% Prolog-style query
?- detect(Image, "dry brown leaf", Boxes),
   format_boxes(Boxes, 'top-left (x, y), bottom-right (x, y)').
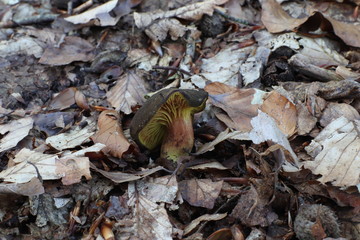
top-left (320, 103), bottom-right (360, 127)
top-left (304, 116), bottom-right (360, 187)
top-left (127, 181), bottom-right (173, 239)
top-left (0, 117), bottom-right (33, 152)
top-left (91, 110), bottom-right (130, 158)
top-left (260, 0), bottom-right (308, 33)
top-left (183, 213), bottom-right (227, 236)
top-left (64, 0), bottom-right (137, 26)
top-left (90, 163), bottom-right (165, 183)
top-left (39, 36), bottom-right (95, 66)
top-left (106, 71), bottom-right (148, 114)
top-left (178, 179), bottom-right (223, 209)
top-left (205, 82), bottom-right (266, 132)
top-left (260, 91), bottom-right (297, 136)
top-left (261, 0), bottom-right (360, 47)
top-left (46, 121), bottom-right (95, 150)
top-left (0, 178), bottom-right (44, 196)
top-left (0, 145), bottom-right (103, 184)
top-left (47, 87), bottom-right (76, 110)
top-left (134, 0), bottom-right (227, 41)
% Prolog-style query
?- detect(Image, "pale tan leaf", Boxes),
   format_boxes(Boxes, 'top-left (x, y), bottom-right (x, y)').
top-left (0, 145), bottom-right (103, 184)
top-left (47, 87), bottom-right (76, 110)
top-left (260, 0), bottom-right (308, 33)
top-left (46, 121), bottom-right (95, 150)
top-left (39, 36), bottom-right (95, 66)
top-left (304, 117), bottom-right (360, 187)
top-left (0, 178), bottom-right (44, 196)
top-left (204, 82), bottom-right (267, 132)
top-left (260, 91), bottom-right (297, 136)
top-left (178, 179), bottom-right (223, 209)
top-left (0, 117), bottom-right (33, 152)
top-left (91, 110), bottom-right (130, 158)
top-left (127, 182), bottom-right (173, 240)
top-left (90, 162), bottom-right (165, 183)
top-left (144, 18), bottom-right (187, 41)
top-left (134, 0), bottom-right (228, 28)
top-left (106, 71), bottom-right (148, 114)
top-left (183, 213), bottom-right (227, 236)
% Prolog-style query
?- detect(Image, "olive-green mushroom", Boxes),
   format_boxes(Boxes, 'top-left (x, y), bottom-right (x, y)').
top-left (130, 88), bottom-right (208, 161)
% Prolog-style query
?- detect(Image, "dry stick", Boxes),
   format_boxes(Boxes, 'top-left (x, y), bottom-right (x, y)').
top-left (0, 13), bottom-right (58, 28)
top-left (152, 66), bottom-right (192, 76)
top-left (214, 8), bottom-right (255, 26)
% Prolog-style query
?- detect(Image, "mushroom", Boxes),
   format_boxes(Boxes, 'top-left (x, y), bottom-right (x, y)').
top-left (130, 88), bottom-right (208, 161)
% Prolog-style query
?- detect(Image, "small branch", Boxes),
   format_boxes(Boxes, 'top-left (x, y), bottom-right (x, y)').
top-left (0, 13), bottom-right (59, 28)
top-left (214, 8), bottom-right (256, 26)
top-left (152, 66), bottom-right (192, 76)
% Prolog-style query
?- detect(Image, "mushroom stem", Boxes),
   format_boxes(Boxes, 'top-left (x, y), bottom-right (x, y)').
top-left (160, 112), bottom-right (194, 161)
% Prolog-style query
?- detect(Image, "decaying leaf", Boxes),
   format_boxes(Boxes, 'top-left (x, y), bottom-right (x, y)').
top-left (205, 82), bottom-right (265, 132)
top-left (39, 36), bottom-right (95, 66)
top-left (261, 0), bottom-right (360, 47)
top-left (304, 116), bottom-right (360, 187)
top-left (260, 91), bottom-right (297, 136)
top-left (90, 163), bottom-right (165, 183)
top-left (91, 110), bottom-right (131, 158)
top-left (47, 87), bottom-right (77, 110)
top-left (0, 117), bottom-right (33, 152)
top-left (0, 144), bottom-right (104, 185)
top-left (0, 178), bottom-right (44, 196)
top-left (64, 0), bottom-right (138, 26)
top-left (0, 36), bottom-right (44, 58)
top-left (179, 179), bottom-right (223, 209)
top-left (107, 71), bottom-right (148, 114)
top-left (127, 181), bottom-right (173, 240)
top-left (134, 0), bottom-right (228, 41)
top-left (183, 213), bottom-right (227, 236)
top-left (46, 121), bottom-right (95, 150)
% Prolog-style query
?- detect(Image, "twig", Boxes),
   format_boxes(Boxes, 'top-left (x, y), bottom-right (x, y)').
top-left (152, 66), bottom-right (192, 76)
top-left (0, 13), bottom-right (59, 28)
top-left (214, 8), bottom-right (255, 26)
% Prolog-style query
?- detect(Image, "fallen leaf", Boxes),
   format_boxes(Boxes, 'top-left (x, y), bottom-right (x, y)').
top-left (0, 178), bottom-right (44, 196)
top-left (178, 179), bottom-right (223, 209)
top-left (90, 163), bottom-right (165, 183)
top-left (133, 176), bottom-right (178, 204)
top-left (91, 110), bottom-right (131, 158)
top-left (47, 87), bottom-right (77, 110)
top-left (260, 91), bottom-right (297, 136)
top-left (319, 103), bottom-right (360, 127)
top-left (127, 181), bottom-right (173, 240)
top-left (134, 0), bottom-right (227, 41)
top-left (0, 117), bottom-right (33, 152)
top-left (33, 112), bottom-right (77, 136)
top-left (231, 180), bottom-right (277, 227)
top-left (39, 36), bottom-right (95, 66)
top-left (304, 116), bottom-right (360, 187)
top-left (46, 121), bottom-right (95, 150)
top-left (64, 0), bottom-right (136, 26)
top-left (205, 82), bottom-right (266, 132)
top-left (106, 71), bottom-right (148, 114)
top-left (199, 46), bottom-right (252, 87)
top-left (0, 36), bottom-right (43, 58)
top-left (0, 145), bottom-right (102, 184)
top-left (183, 213), bottom-right (227, 236)
top-left (261, 0), bottom-right (308, 33)
top-left (249, 111), bottom-right (299, 170)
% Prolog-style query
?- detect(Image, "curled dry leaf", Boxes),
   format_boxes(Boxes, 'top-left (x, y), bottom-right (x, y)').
top-left (64, 0), bottom-right (138, 26)
top-left (0, 117), bottom-right (33, 152)
top-left (261, 0), bottom-right (360, 47)
top-left (106, 71), bottom-right (148, 114)
top-left (204, 82), bottom-right (266, 132)
top-left (183, 213), bottom-right (227, 236)
top-left (178, 179), bottom-right (223, 209)
top-left (91, 110), bottom-right (131, 158)
top-left (134, 0), bottom-right (228, 41)
top-left (304, 116), bottom-right (360, 187)
top-left (0, 178), bottom-right (44, 196)
top-left (39, 36), bottom-right (95, 66)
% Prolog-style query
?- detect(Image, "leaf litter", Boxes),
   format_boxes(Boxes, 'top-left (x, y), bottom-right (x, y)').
top-left (0, 0), bottom-right (360, 239)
